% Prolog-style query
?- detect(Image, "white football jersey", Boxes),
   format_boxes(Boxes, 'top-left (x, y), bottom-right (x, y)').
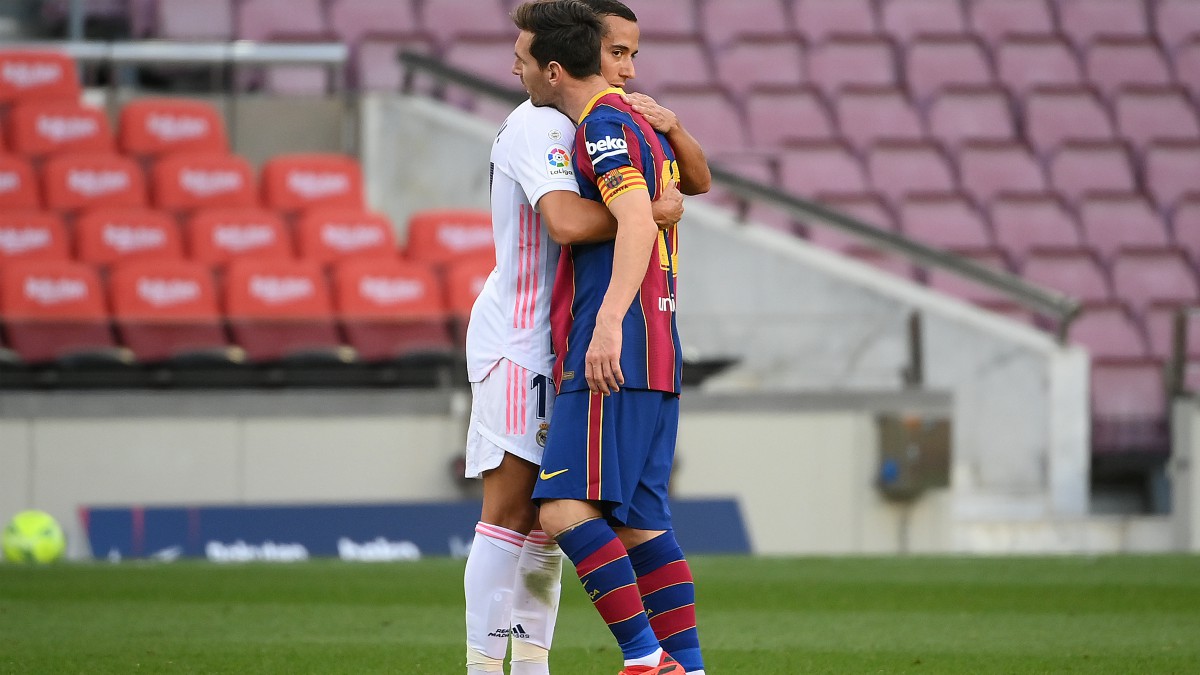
top-left (466, 100), bottom-right (579, 382)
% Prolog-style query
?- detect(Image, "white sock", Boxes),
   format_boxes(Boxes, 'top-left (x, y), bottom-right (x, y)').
top-left (624, 647), bottom-right (664, 668)
top-left (465, 522), bottom-right (525, 673)
top-left (509, 530), bottom-right (562, 675)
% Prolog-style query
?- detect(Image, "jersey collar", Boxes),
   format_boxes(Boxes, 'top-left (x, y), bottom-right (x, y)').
top-left (577, 87), bottom-right (625, 124)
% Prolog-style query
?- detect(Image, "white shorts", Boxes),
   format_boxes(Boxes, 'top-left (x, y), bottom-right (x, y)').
top-left (464, 358), bottom-right (556, 479)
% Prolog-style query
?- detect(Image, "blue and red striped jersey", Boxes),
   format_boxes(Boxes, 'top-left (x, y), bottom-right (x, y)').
top-left (550, 87), bottom-right (683, 394)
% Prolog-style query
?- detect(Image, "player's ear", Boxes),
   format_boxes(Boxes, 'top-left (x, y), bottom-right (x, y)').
top-left (546, 61), bottom-right (563, 85)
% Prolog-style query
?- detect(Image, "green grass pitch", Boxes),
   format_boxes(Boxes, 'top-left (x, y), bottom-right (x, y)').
top-left (2, 555), bottom-right (1200, 674)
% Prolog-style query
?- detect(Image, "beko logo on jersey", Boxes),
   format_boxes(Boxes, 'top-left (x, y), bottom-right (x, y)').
top-left (586, 136), bottom-right (627, 157)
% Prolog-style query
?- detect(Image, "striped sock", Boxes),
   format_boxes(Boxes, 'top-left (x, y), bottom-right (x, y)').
top-left (628, 531), bottom-right (704, 673)
top-left (557, 519), bottom-right (660, 661)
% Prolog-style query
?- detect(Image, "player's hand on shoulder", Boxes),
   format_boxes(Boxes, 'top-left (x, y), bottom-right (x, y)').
top-left (652, 180), bottom-right (684, 229)
top-left (623, 92), bottom-right (679, 135)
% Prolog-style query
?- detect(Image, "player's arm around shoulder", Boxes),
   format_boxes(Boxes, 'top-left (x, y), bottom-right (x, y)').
top-left (624, 92), bottom-right (712, 196)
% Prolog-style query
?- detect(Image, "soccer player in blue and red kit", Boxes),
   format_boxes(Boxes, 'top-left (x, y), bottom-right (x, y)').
top-left (512, 2), bottom-right (706, 674)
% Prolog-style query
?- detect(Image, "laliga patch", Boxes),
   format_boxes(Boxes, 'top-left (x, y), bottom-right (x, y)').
top-left (546, 144), bottom-right (573, 178)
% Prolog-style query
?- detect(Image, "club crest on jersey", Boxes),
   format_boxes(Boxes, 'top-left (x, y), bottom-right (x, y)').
top-left (536, 423), bottom-right (549, 447)
top-left (546, 144), bottom-right (573, 178)
top-left (604, 172), bottom-right (624, 190)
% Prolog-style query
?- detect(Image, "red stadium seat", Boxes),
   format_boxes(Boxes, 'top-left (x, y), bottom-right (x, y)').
top-left (805, 192), bottom-right (897, 252)
top-left (404, 208), bottom-right (494, 268)
top-left (777, 141), bottom-right (868, 197)
top-left (420, 0), bottom-right (511, 47)
top-left (1069, 302), bottom-right (1149, 360)
top-left (867, 140), bottom-right (956, 205)
top-left (1078, 194), bottom-right (1171, 263)
top-left (332, 257), bottom-right (454, 362)
top-left (0, 259), bottom-right (125, 364)
top-left (989, 193), bottom-right (1082, 264)
top-left (967, 0), bottom-right (1056, 48)
top-left (925, 247), bottom-right (1015, 305)
top-left (1144, 303), bottom-right (1200, 361)
top-left (1084, 38), bottom-right (1172, 102)
top-left (1145, 141), bottom-right (1200, 212)
top-left (655, 87), bottom-right (747, 155)
top-left (836, 86), bottom-right (924, 152)
top-left (1022, 86), bottom-right (1114, 158)
top-left (236, 0), bottom-right (325, 41)
top-left (222, 258), bottom-right (349, 363)
top-left (808, 35), bottom-right (898, 98)
top-left (154, 0), bottom-right (235, 40)
top-left (715, 38), bottom-right (805, 98)
top-left (905, 35), bottom-right (993, 103)
top-left (151, 152), bottom-right (256, 212)
top-left (0, 211), bottom-right (69, 264)
top-left (744, 87), bottom-right (836, 148)
top-left (1048, 141), bottom-right (1136, 205)
top-left (295, 207), bottom-right (398, 264)
top-left (898, 192), bottom-right (992, 250)
top-left (0, 155), bottom-right (41, 210)
top-left (1057, 0), bottom-right (1151, 50)
top-left (995, 36), bottom-right (1083, 95)
top-left (41, 152), bottom-right (147, 212)
top-left (793, 0), bottom-right (878, 43)
top-left (0, 50), bottom-right (81, 107)
top-left (1021, 248), bottom-right (1112, 304)
top-left (926, 86), bottom-right (1014, 149)
top-left (624, 38), bottom-right (714, 94)
top-left (6, 100), bottom-right (113, 159)
top-left (1174, 195), bottom-right (1200, 263)
top-left (118, 98), bottom-right (229, 159)
top-left (700, 0), bottom-right (793, 48)
top-left (354, 36), bottom-right (437, 92)
top-left (328, 0), bottom-right (421, 45)
top-left (185, 207), bottom-right (292, 266)
top-left (626, 0), bottom-right (698, 39)
top-left (880, 0), bottom-right (967, 43)
top-left (108, 258), bottom-right (235, 363)
top-left (1111, 247), bottom-right (1200, 315)
top-left (260, 153), bottom-right (365, 214)
top-left (1090, 358), bottom-right (1168, 455)
top-left (1178, 39), bottom-right (1200, 104)
top-left (443, 253), bottom-right (495, 351)
top-left (74, 207), bottom-right (183, 267)
top-left (1113, 86), bottom-right (1200, 153)
top-left (956, 140), bottom-right (1046, 206)
top-left (1156, 0), bottom-right (1200, 51)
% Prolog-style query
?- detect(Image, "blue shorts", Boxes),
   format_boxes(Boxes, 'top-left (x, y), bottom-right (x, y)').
top-left (532, 388), bottom-right (678, 530)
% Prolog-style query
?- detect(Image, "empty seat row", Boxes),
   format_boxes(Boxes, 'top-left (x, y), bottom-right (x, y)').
top-left (0, 254), bottom-right (494, 366)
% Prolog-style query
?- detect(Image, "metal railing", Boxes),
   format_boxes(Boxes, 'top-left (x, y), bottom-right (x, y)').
top-left (397, 50), bottom-right (1082, 342)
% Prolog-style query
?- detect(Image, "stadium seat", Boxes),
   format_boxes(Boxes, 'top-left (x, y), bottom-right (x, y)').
top-left (843, 246), bottom-right (917, 280)
top-left (803, 192), bottom-right (897, 252)
top-left (925, 86), bottom-right (1015, 149)
top-left (328, 0), bottom-right (421, 45)
top-left (222, 258), bottom-right (350, 363)
top-left (1113, 86), bottom-right (1200, 154)
top-left (905, 35), bottom-right (993, 103)
top-left (699, 0), bottom-right (793, 48)
top-left (1111, 248), bottom-right (1200, 315)
top-left (354, 36), bottom-right (437, 92)
top-left (6, 100), bottom-right (114, 159)
top-left (108, 258), bottom-right (237, 363)
top-left (420, 0), bottom-right (511, 47)
top-left (1156, 0), bottom-right (1200, 51)
top-left (117, 98), bottom-right (229, 159)
top-left (295, 207), bottom-right (398, 265)
top-left (1145, 141), bottom-right (1200, 212)
top-left (1022, 86), bottom-right (1115, 158)
top-left (75, 207), bottom-right (183, 267)
top-left (1048, 141), bottom-right (1136, 205)
top-left (808, 35), bottom-right (898, 98)
top-left (956, 140), bottom-right (1046, 206)
top-left (1173, 195), bottom-right (1200, 262)
top-left (715, 38), bottom-right (805, 98)
top-left (443, 253), bottom-right (496, 351)
top-left (835, 86), bottom-right (924, 152)
top-left (0, 211), bottom-right (70, 264)
top-left (0, 50), bottom-right (81, 108)
top-left (235, 0), bottom-right (325, 41)
top-left (792, 0), bottom-right (878, 43)
top-left (966, 0), bottom-right (1056, 48)
top-left (0, 259), bottom-right (127, 365)
top-left (1021, 248), bottom-right (1112, 304)
top-left (41, 152), bottom-right (147, 212)
top-left (1178, 39), bottom-right (1200, 103)
top-left (403, 208), bottom-right (494, 269)
top-left (0, 155), bottom-right (41, 210)
top-left (777, 141), bottom-right (868, 197)
top-left (624, 38), bottom-right (714, 94)
top-left (185, 207), bottom-right (292, 266)
top-left (1078, 194), bottom-right (1171, 263)
top-left (1084, 38), bottom-right (1173, 102)
top-left (260, 153), bottom-right (365, 214)
top-left (744, 87), bottom-right (836, 148)
top-left (1057, 0), bottom-right (1152, 50)
top-left (332, 257), bottom-right (454, 362)
top-left (151, 152), bottom-right (256, 213)
top-left (1069, 302), bottom-right (1150, 360)
top-left (924, 247), bottom-right (1015, 305)
top-left (627, 0), bottom-right (698, 39)
top-left (989, 193), bottom-right (1082, 263)
top-left (898, 192), bottom-right (992, 250)
top-left (995, 36), bottom-right (1083, 94)
top-left (880, 0), bottom-right (967, 43)
top-left (699, 150), bottom-right (778, 208)
top-left (655, 87), bottom-right (747, 155)
top-left (443, 36), bottom-right (525, 89)
top-left (154, 0), bottom-right (234, 40)
top-left (1090, 358), bottom-right (1168, 455)
top-left (866, 140), bottom-right (956, 205)
top-left (1144, 302), bottom-right (1200, 361)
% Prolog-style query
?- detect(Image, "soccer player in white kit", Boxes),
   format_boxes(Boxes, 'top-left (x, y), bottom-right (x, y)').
top-left (463, 2), bottom-right (710, 673)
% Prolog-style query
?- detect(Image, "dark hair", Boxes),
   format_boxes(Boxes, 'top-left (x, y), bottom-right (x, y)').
top-left (577, 0), bottom-right (637, 22)
top-left (512, 0), bottom-right (603, 78)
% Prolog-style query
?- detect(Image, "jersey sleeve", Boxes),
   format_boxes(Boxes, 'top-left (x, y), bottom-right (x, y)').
top-left (512, 106), bottom-right (579, 208)
top-left (579, 117), bottom-right (647, 207)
